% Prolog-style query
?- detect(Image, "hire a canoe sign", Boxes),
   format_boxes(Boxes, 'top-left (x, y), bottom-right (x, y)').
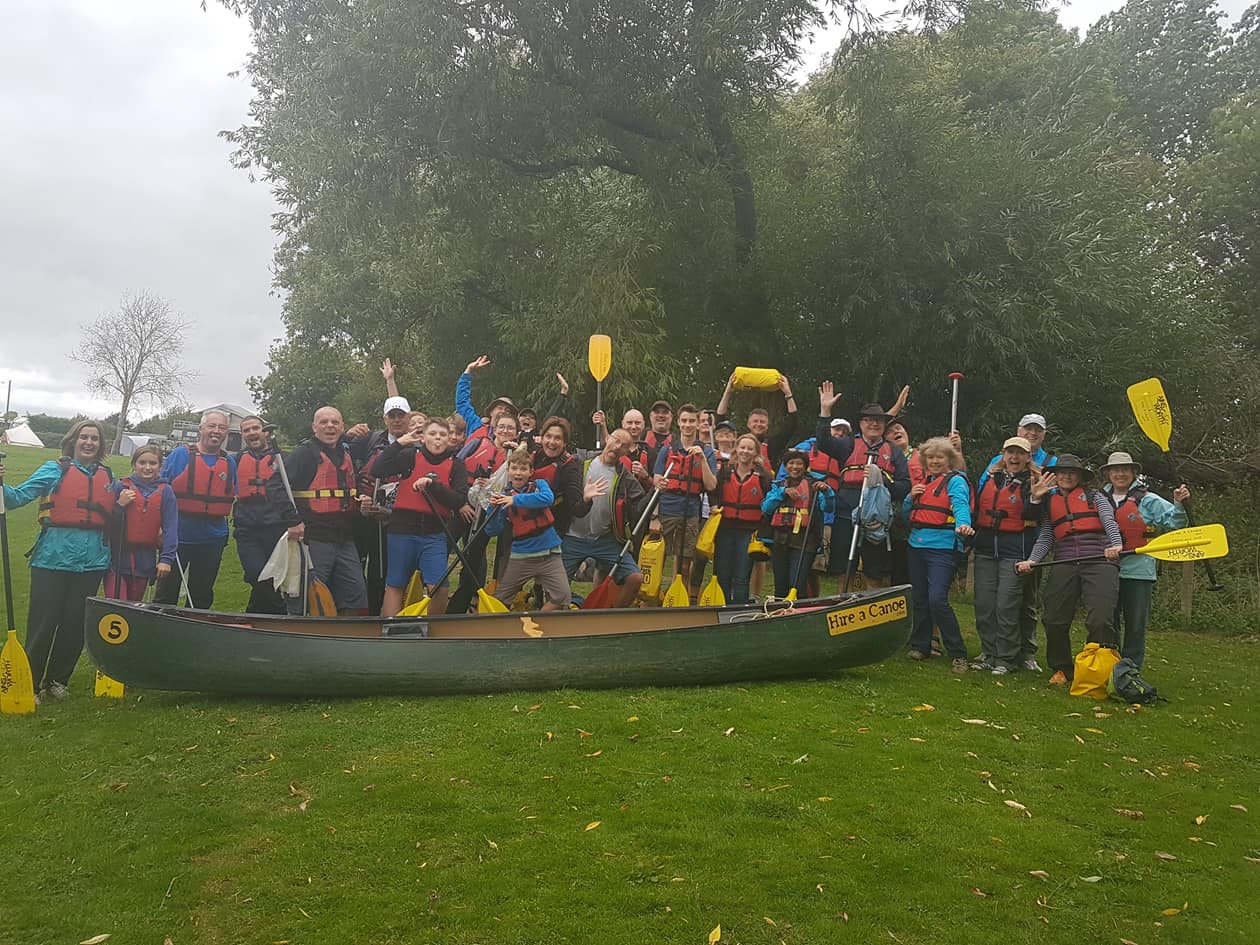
top-left (826, 595), bottom-right (908, 636)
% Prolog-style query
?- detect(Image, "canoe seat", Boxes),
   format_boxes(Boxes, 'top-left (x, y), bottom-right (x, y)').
top-left (383, 621), bottom-right (430, 638)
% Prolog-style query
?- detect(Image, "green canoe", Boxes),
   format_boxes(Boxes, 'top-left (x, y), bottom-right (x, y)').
top-left (83, 588), bottom-right (912, 697)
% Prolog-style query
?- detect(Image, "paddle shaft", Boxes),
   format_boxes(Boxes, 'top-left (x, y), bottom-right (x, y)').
top-left (268, 435), bottom-right (316, 614)
top-left (420, 486), bottom-right (500, 594)
top-left (595, 381), bottom-right (602, 449)
top-left (789, 480), bottom-right (818, 595)
top-left (0, 457), bottom-right (16, 631)
top-left (844, 457), bottom-right (876, 593)
top-left (619, 462), bottom-right (671, 558)
top-left (1159, 450), bottom-right (1223, 590)
top-left (1031, 550), bottom-right (1134, 568)
top-left (949, 373), bottom-right (963, 432)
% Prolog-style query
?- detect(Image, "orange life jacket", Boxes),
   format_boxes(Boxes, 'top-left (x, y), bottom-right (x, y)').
top-left (464, 436), bottom-right (505, 479)
top-left (170, 450), bottom-right (236, 518)
top-left (645, 430), bottom-right (673, 452)
top-left (770, 479), bottom-right (813, 534)
top-left (235, 449), bottom-right (276, 502)
top-left (905, 448), bottom-right (925, 487)
top-left (909, 471), bottom-right (967, 530)
top-left (291, 448), bottom-right (357, 515)
top-left (533, 452), bottom-right (577, 506)
top-left (1048, 488), bottom-right (1103, 541)
top-left (662, 444), bottom-right (708, 496)
top-left (717, 465), bottom-right (767, 525)
top-left (507, 483), bottom-right (556, 540)
top-left (39, 462), bottom-right (114, 530)
top-left (840, 438), bottom-right (895, 488)
top-left (618, 443), bottom-right (651, 479)
top-left (393, 452), bottom-right (456, 517)
top-left (974, 476), bottom-right (1036, 533)
top-left (117, 477), bottom-right (163, 547)
top-left (1110, 489), bottom-right (1154, 551)
top-left (808, 443), bottom-right (842, 492)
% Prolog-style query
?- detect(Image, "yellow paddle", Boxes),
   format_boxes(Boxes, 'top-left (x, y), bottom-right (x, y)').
top-left (401, 503), bottom-right (508, 617)
top-left (0, 456), bottom-right (36, 715)
top-left (1126, 377), bottom-right (1223, 590)
top-left (402, 571), bottom-right (425, 608)
top-left (588, 334), bottom-right (612, 448)
top-left (697, 574), bottom-right (726, 607)
top-left (661, 511), bottom-right (692, 608)
top-left (1032, 524), bottom-right (1228, 567)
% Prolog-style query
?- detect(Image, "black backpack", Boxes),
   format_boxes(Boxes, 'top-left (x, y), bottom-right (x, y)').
top-left (1108, 658), bottom-right (1166, 705)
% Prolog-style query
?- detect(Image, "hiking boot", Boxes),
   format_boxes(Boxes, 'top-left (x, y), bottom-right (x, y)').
top-left (991, 665), bottom-right (1010, 676)
top-left (951, 658), bottom-right (969, 674)
top-left (1048, 670), bottom-right (1068, 685)
top-left (1022, 658), bottom-right (1043, 673)
top-left (47, 682), bottom-right (70, 700)
top-left (907, 649), bottom-right (929, 661)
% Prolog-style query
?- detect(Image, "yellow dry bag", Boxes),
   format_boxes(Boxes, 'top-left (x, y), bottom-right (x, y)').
top-left (638, 534), bottom-right (666, 599)
top-left (1071, 643), bottom-right (1122, 700)
top-left (731, 367), bottom-right (783, 391)
top-left (695, 511), bottom-right (722, 559)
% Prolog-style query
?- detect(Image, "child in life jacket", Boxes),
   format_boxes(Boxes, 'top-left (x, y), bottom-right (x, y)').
top-left (1016, 454), bottom-right (1123, 684)
top-left (1099, 451), bottom-right (1189, 668)
top-left (761, 450), bottom-right (833, 600)
top-left (484, 447), bottom-right (574, 610)
top-left (107, 444), bottom-right (179, 601)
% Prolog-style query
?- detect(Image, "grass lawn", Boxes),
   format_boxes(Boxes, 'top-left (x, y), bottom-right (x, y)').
top-left (1, 446), bottom-right (1257, 944)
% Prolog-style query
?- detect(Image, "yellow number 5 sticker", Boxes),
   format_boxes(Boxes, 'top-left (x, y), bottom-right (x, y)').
top-left (98, 614), bottom-right (130, 645)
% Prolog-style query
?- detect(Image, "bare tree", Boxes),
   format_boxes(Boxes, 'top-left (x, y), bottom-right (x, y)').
top-left (72, 290), bottom-right (194, 454)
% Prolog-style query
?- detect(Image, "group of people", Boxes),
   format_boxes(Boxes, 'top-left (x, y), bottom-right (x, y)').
top-left (0, 354), bottom-right (1190, 702)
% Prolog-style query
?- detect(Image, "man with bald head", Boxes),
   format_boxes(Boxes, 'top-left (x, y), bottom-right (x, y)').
top-left (266, 406), bottom-right (368, 614)
top-left (155, 409), bottom-right (238, 608)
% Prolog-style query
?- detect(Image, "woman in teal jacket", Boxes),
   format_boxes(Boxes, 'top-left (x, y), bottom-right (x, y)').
top-left (1100, 452), bottom-right (1188, 668)
top-left (0, 421), bottom-right (112, 702)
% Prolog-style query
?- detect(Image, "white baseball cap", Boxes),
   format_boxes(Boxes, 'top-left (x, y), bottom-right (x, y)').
top-left (383, 396), bottom-right (411, 415)
top-left (831, 418), bottom-right (851, 429)
top-left (1018, 413), bottom-right (1047, 429)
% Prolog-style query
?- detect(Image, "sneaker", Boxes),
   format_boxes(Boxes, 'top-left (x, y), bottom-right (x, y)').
top-left (951, 658), bottom-right (969, 674)
top-left (1022, 658), bottom-right (1043, 673)
top-left (907, 649), bottom-right (929, 661)
top-left (46, 682), bottom-right (70, 700)
top-left (1048, 670), bottom-right (1068, 685)
top-left (970, 658), bottom-right (994, 672)
top-left (991, 666), bottom-right (1010, 676)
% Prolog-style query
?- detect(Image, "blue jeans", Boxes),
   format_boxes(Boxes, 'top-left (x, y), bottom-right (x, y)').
top-left (908, 546), bottom-right (966, 659)
top-left (562, 533), bottom-right (640, 583)
top-left (713, 524), bottom-right (755, 603)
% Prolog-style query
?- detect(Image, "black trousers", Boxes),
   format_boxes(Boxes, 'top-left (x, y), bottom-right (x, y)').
top-left (154, 539), bottom-right (227, 609)
top-left (235, 524), bottom-right (288, 615)
top-left (25, 567), bottom-right (104, 690)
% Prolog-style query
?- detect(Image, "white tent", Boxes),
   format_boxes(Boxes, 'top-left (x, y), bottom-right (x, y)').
top-left (2, 419), bottom-right (44, 448)
top-left (117, 433), bottom-right (154, 457)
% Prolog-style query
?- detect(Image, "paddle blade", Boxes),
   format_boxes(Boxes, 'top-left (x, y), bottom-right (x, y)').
top-left (0, 629), bottom-right (37, 715)
top-left (698, 575), bottom-right (726, 607)
top-left (402, 571), bottom-right (425, 608)
top-left (94, 670), bottom-right (125, 699)
top-left (785, 588), bottom-right (798, 602)
top-left (477, 589), bottom-right (510, 613)
top-left (1136, 523), bottom-right (1228, 561)
top-left (1127, 378), bottom-right (1173, 452)
top-left (399, 595), bottom-right (431, 617)
top-left (307, 578), bottom-right (337, 616)
top-left (582, 576), bottom-right (616, 610)
top-left (662, 575), bottom-right (689, 608)
top-left (588, 334), bottom-right (612, 382)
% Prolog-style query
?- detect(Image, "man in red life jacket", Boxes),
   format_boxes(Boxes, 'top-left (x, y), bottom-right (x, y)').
top-left (814, 384), bottom-right (912, 588)
top-left (652, 403), bottom-right (719, 601)
top-left (266, 406), bottom-right (369, 615)
top-left (155, 409), bottom-right (238, 608)
top-left (645, 400), bottom-right (675, 470)
top-left (715, 372), bottom-right (801, 468)
top-left (233, 415), bottom-right (287, 614)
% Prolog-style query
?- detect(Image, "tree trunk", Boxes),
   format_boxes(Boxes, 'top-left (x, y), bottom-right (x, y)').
top-left (113, 392), bottom-right (132, 456)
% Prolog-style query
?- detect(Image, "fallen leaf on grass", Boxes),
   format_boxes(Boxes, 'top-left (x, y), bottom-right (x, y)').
top-left (545, 731), bottom-right (554, 741)
top-left (962, 719), bottom-right (989, 725)
top-left (627, 715), bottom-right (639, 722)
top-left (528, 703), bottom-right (542, 711)
top-left (363, 784), bottom-right (375, 792)
top-left (1004, 800), bottom-right (1031, 817)
top-left (792, 754), bottom-right (809, 764)
top-left (1080, 876), bottom-right (1103, 883)
top-left (1183, 760), bottom-right (1201, 771)
top-left (1094, 712), bottom-right (1111, 718)
top-left (817, 883), bottom-right (825, 894)
top-left (585, 750), bottom-right (603, 758)
top-left (708, 925), bottom-right (721, 944)
top-left (1086, 727), bottom-right (1105, 735)
top-left (297, 799), bottom-right (309, 812)
top-left (970, 887), bottom-right (988, 897)
top-left (913, 704), bottom-right (935, 712)
top-left (1245, 856), bottom-right (1260, 864)
top-left (909, 737), bottom-right (926, 743)
top-left (1114, 808), bottom-right (1145, 819)
top-left (764, 917), bottom-right (777, 927)
top-left (585, 821), bottom-right (601, 831)
top-left (80, 936), bottom-right (111, 945)
top-left (1029, 870), bottom-right (1050, 881)
top-left (1120, 939), bottom-right (1140, 945)
top-left (1194, 815), bottom-right (1208, 826)
top-left (1230, 804), bottom-right (1248, 812)
top-left (1074, 735), bottom-right (1086, 745)
top-left (723, 727), bottom-right (735, 736)
top-left (1161, 902), bottom-right (1189, 916)
top-left (1155, 851), bottom-right (1177, 861)
top-left (577, 729), bottom-right (593, 738)
top-left (487, 839), bottom-right (498, 850)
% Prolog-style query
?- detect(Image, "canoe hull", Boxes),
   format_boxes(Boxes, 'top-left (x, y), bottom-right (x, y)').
top-left (84, 590), bottom-right (912, 697)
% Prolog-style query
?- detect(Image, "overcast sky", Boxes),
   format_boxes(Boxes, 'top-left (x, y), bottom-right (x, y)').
top-left (0, 0), bottom-right (1248, 423)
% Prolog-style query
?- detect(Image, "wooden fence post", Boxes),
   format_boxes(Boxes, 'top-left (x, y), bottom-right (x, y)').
top-left (1180, 561), bottom-right (1195, 627)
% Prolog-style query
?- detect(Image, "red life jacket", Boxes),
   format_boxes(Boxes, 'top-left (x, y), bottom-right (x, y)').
top-left (118, 477), bottom-right (163, 547)
top-left (840, 438), bottom-right (895, 487)
top-left (170, 450), bottom-right (236, 518)
top-left (974, 476), bottom-right (1036, 533)
top-left (1048, 488), bottom-right (1103, 541)
top-left (235, 449), bottom-right (276, 502)
top-left (663, 444), bottom-right (708, 496)
top-left (717, 465), bottom-right (767, 525)
top-left (905, 448), bottom-right (925, 487)
top-left (464, 436), bottom-right (505, 479)
top-left (909, 471), bottom-right (967, 530)
top-left (645, 430), bottom-right (673, 452)
top-left (393, 452), bottom-right (456, 517)
top-left (770, 479), bottom-right (813, 534)
top-left (291, 448), bottom-right (357, 515)
top-left (808, 443), bottom-right (842, 492)
top-left (507, 483), bottom-right (556, 540)
top-left (757, 440), bottom-right (771, 467)
top-left (39, 462), bottom-right (114, 530)
top-left (533, 452), bottom-right (576, 499)
top-left (618, 443), bottom-right (651, 478)
top-left (1110, 488), bottom-right (1154, 551)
